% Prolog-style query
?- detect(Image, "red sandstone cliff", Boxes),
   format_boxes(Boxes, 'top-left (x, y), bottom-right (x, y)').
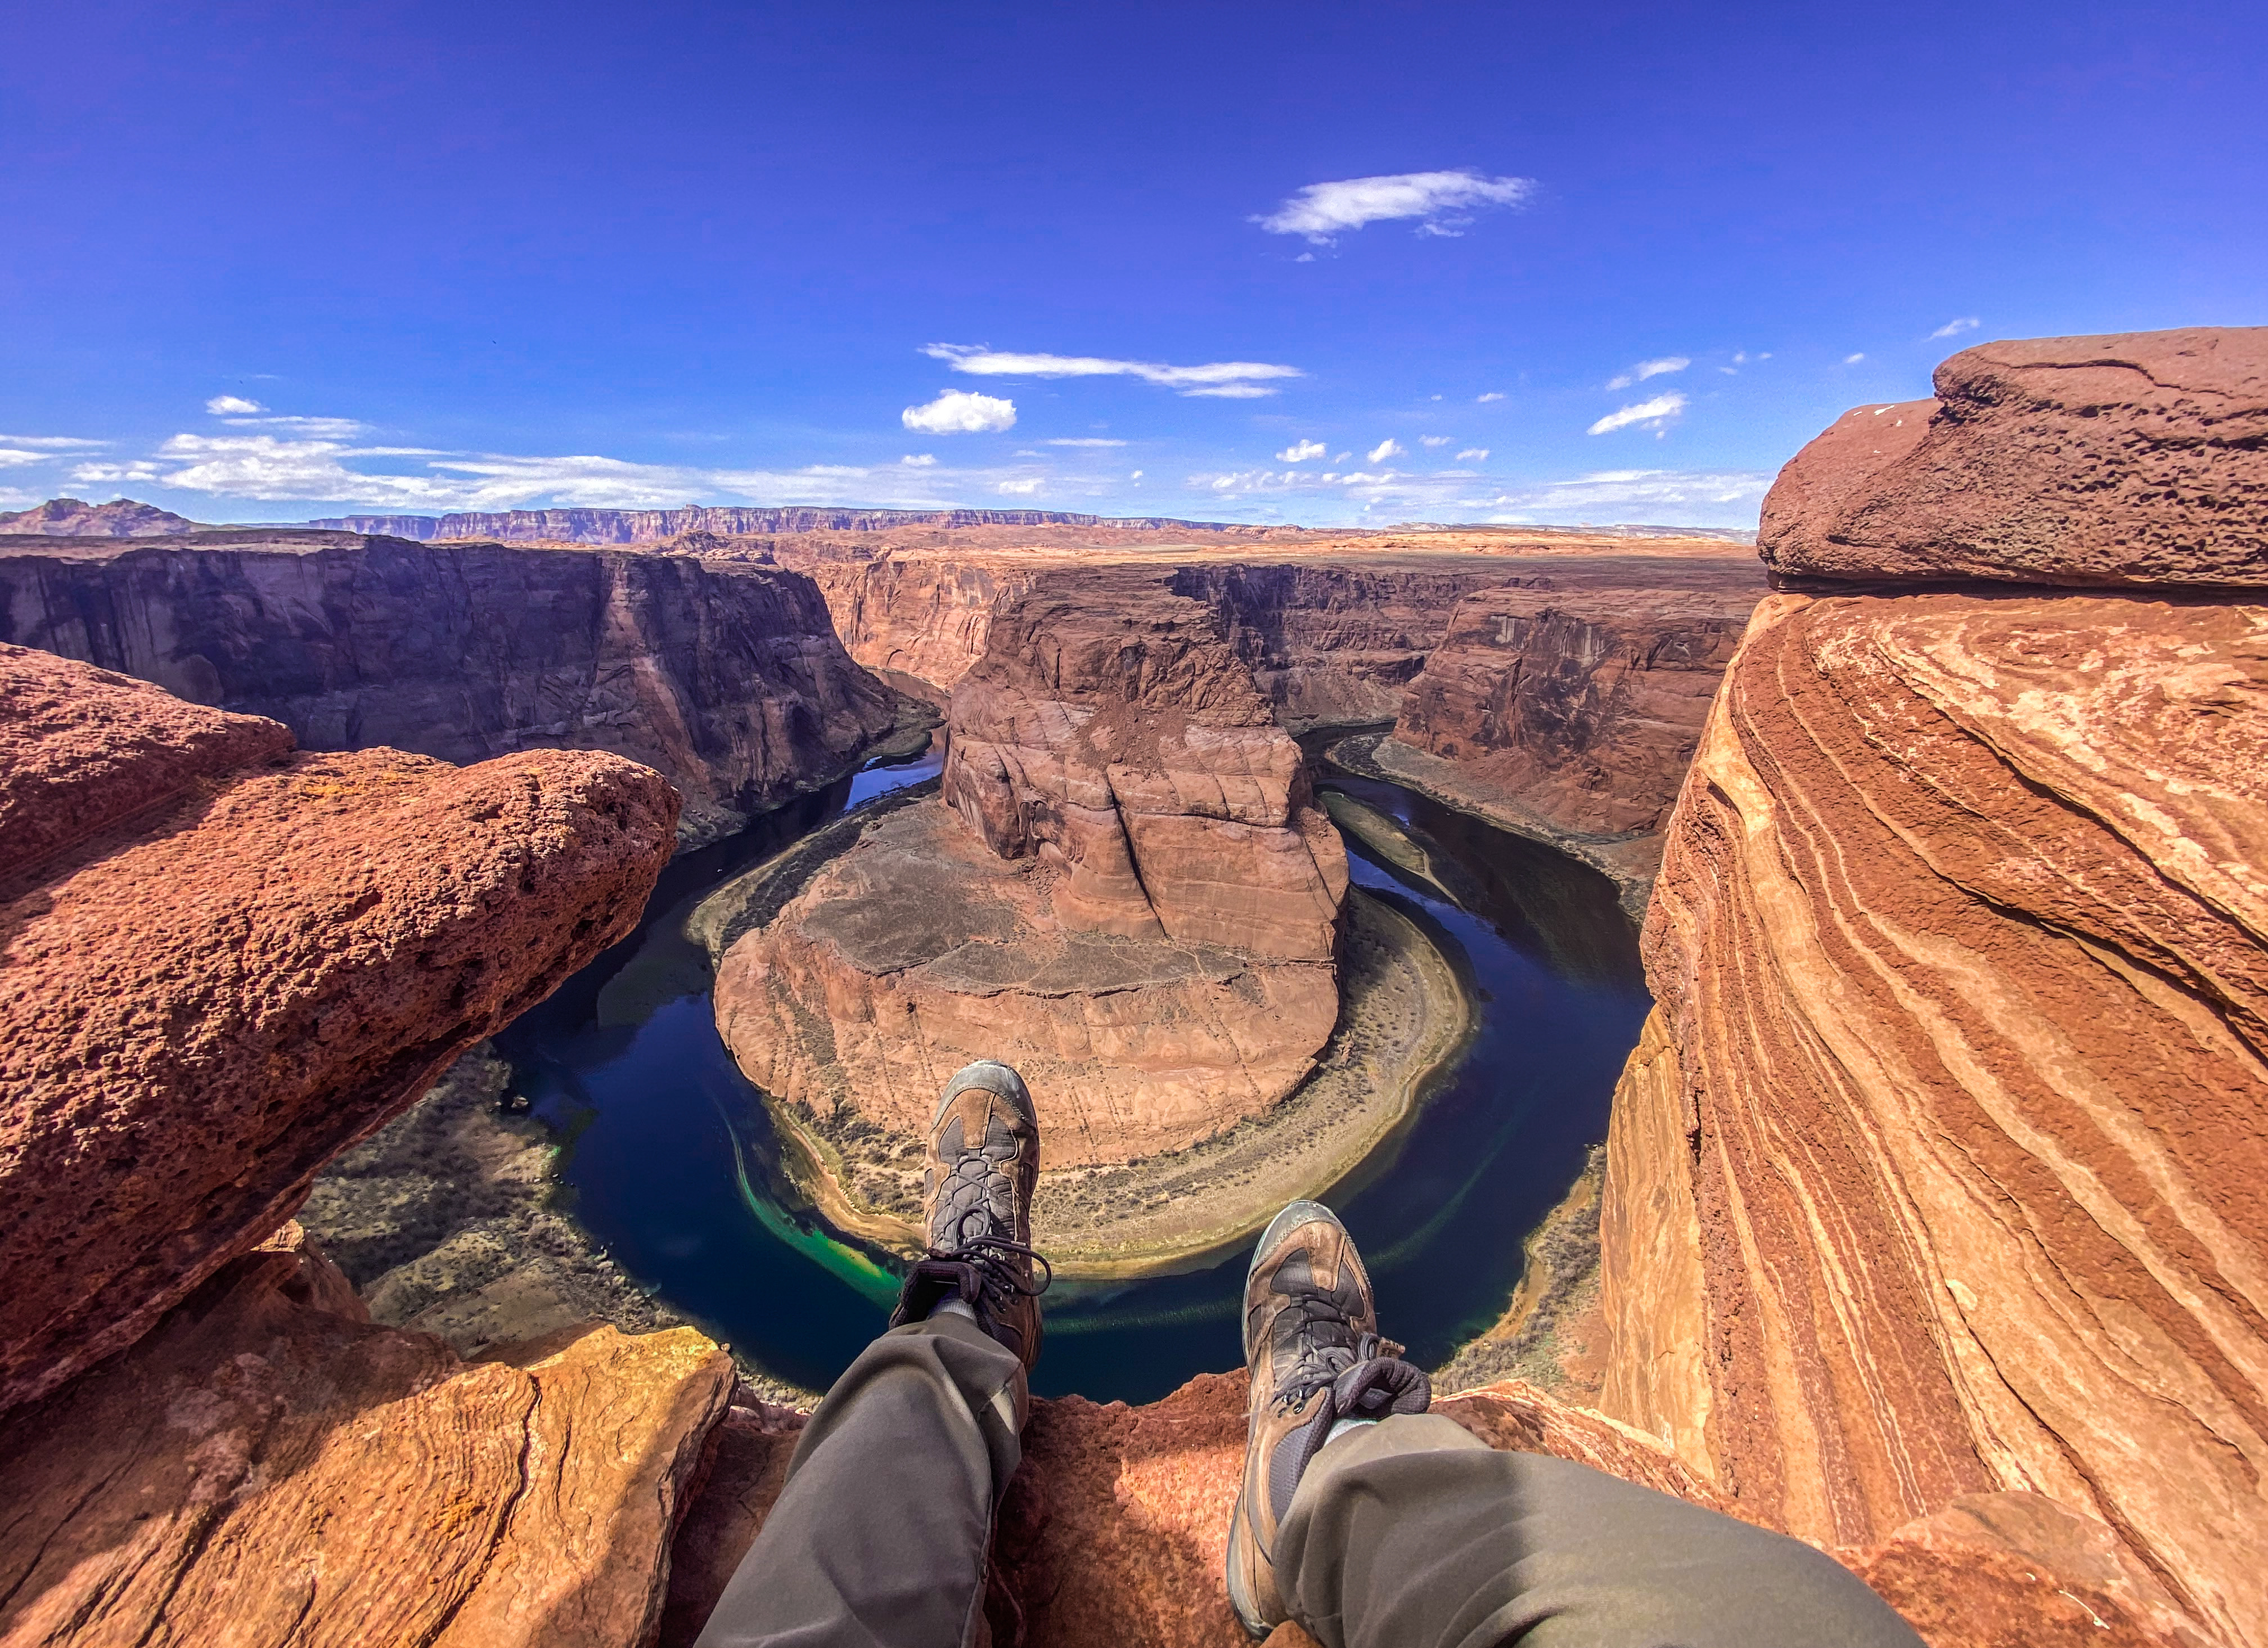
top-left (1598, 328), bottom-right (2268, 1648)
top-left (713, 574), bottom-right (1349, 1169)
top-left (0, 531), bottom-right (899, 846)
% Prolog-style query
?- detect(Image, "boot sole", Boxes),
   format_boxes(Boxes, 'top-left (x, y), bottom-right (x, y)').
top-left (1224, 1487), bottom-right (1272, 1640)
top-left (932, 1060), bottom-right (1038, 1132)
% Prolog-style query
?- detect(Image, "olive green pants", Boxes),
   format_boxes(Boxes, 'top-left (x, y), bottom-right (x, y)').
top-left (694, 1320), bottom-right (1921, 1648)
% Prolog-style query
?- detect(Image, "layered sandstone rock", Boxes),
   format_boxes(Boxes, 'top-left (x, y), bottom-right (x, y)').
top-left (943, 577), bottom-right (1347, 960)
top-left (1392, 582), bottom-right (1757, 838)
top-left (662, 1369), bottom-right (2197, 1648)
top-left (716, 801), bottom-right (1341, 1167)
top-left (1602, 590), bottom-right (2267, 1644)
top-left (0, 644), bottom-right (678, 1412)
top-left (1758, 327), bottom-right (2268, 587)
top-left (0, 531), bottom-right (897, 845)
top-left (717, 578), bottom-right (1348, 1170)
top-left (796, 551), bottom-right (1041, 699)
top-left (0, 1226), bottom-right (732, 1648)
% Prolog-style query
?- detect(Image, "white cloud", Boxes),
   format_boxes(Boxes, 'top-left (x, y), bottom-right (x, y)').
top-left (222, 414), bottom-right (368, 437)
top-left (1129, 470), bottom-right (1143, 480)
top-left (1366, 438), bottom-right (1404, 464)
top-left (0, 434), bottom-right (105, 449)
top-left (1277, 439), bottom-right (1328, 462)
top-left (1930, 316), bottom-right (1981, 339)
top-left (902, 453), bottom-right (937, 466)
top-left (1477, 392), bottom-right (1505, 403)
top-left (0, 449), bottom-right (50, 468)
top-left (997, 476), bottom-right (1044, 496)
top-left (1253, 169), bottom-right (1534, 243)
top-left (1587, 393), bottom-right (1687, 436)
top-left (206, 395), bottom-right (266, 415)
top-left (924, 344), bottom-right (1298, 397)
top-left (0, 486), bottom-right (41, 508)
top-left (902, 389), bottom-right (1017, 434)
top-left (1180, 384), bottom-right (1279, 399)
top-left (1457, 448), bottom-right (1489, 461)
top-left (1420, 435), bottom-right (1452, 447)
top-left (1334, 451), bottom-right (1352, 463)
top-left (1844, 352), bottom-right (1866, 364)
top-left (1184, 462), bottom-right (1770, 527)
top-left (1605, 357), bottom-right (1690, 390)
top-left (1045, 437), bottom-right (1128, 447)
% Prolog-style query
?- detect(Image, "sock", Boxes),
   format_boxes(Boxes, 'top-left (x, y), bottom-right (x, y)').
top-left (928, 1297), bottom-right (979, 1324)
top-left (1324, 1417), bottom-right (1379, 1447)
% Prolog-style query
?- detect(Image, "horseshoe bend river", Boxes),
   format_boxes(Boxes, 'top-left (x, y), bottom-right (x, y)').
top-left (493, 736), bottom-right (1652, 1404)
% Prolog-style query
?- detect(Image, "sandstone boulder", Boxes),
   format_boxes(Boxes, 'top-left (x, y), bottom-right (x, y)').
top-left (943, 577), bottom-right (1347, 961)
top-left (0, 1226), bottom-right (732, 1648)
top-left (0, 645), bottom-right (678, 1413)
top-left (1758, 327), bottom-right (2268, 587)
top-left (1601, 591), bottom-right (2267, 1644)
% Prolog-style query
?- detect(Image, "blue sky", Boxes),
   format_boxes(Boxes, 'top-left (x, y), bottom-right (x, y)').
top-left (3, 1), bottom-right (2261, 529)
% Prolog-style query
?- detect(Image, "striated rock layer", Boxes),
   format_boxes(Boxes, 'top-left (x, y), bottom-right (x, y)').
top-left (1392, 582), bottom-right (1757, 839)
top-left (1758, 326), bottom-right (2268, 588)
top-left (0, 1226), bottom-right (732, 1648)
top-left (942, 575), bottom-right (1347, 960)
top-left (0, 530), bottom-right (897, 845)
top-left (0, 644), bottom-right (679, 1413)
top-left (1600, 589), bottom-right (2268, 1645)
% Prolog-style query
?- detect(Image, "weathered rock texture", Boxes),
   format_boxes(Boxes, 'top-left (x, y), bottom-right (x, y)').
top-left (1758, 327), bottom-right (2268, 588)
top-left (0, 531), bottom-right (897, 845)
top-left (0, 1226), bottom-right (733, 1648)
top-left (1393, 583), bottom-right (1757, 837)
top-left (797, 552), bottom-right (1041, 699)
top-left (1602, 589), bottom-right (2268, 1644)
top-left (0, 644), bottom-right (678, 1413)
top-left (662, 1369), bottom-right (2202, 1648)
top-left (943, 577), bottom-right (1348, 960)
top-left (0, 495), bottom-right (197, 536)
top-left (717, 802), bottom-right (1342, 1167)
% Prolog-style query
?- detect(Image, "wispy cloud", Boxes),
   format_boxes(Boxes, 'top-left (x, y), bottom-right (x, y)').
top-left (1366, 438), bottom-right (1404, 464)
top-left (1043, 437), bottom-right (1127, 447)
top-left (206, 395), bottom-right (265, 415)
top-left (996, 477), bottom-right (1044, 496)
top-left (0, 434), bottom-right (106, 450)
top-left (1277, 440), bottom-right (1328, 462)
top-left (1605, 357), bottom-right (1689, 390)
top-left (1180, 384), bottom-right (1279, 399)
top-left (902, 389), bottom-right (1016, 434)
top-left (0, 449), bottom-right (53, 468)
top-left (1456, 448), bottom-right (1489, 461)
top-left (1476, 392), bottom-right (1505, 403)
top-left (924, 344), bottom-right (1298, 398)
top-left (902, 453), bottom-right (937, 466)
top-left (1844, 352), bottom-right (1866, 364)
top-left (1253, 169), bottom-right (1534, 244)
top-left (1420, 435), bottom-right (1452, 447)
top-left (1930, 316), bottom-right (1981, 339)
top-left (1184, 463), bottom-right (1768, 526)
top-left (1587, 393), bottom-right (1686, 436)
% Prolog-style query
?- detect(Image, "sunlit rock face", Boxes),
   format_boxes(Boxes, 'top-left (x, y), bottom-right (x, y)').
top-left (717, 574), bottom-right (1348, 1169)
top-left (0, 642), bottom-right (678, 1415)
top-left (1393, 583), bottom-right (1758, 837)
top-left (1599, 331), bottom-right (2268, 1648)
top-left (1758, 326), bottom-right (2268, 588)
top-left (0, 530), bottom-right (897, 846)
top-left (942, 577), bottom-right (1348, 962)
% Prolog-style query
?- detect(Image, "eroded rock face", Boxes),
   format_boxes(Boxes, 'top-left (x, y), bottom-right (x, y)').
top-left (1393, 583), bottom-right (1757, 838)
top-left (0, 645), bottom-right (678, 1413)
top-left (0, 532), bottom-right (897, 846)
top-left (0, 1227), bottom-right (732, 1648)
top-left (717, 802), bottom-right (1340, 1167)
top-left (1758, 327), bottom-right (2268, 587)
top-left (1602, 591), bottom-right (2267, 1644)
top-left (796, 552), bottom-right (1040, 701)
top-left (943, 577), bottom-right (1347, 960)
top-left (0, 495), bottom-right (199, 536)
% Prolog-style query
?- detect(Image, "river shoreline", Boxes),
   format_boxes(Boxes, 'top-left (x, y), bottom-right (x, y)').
top-left (691, 812), bottom-right (1474, 1277)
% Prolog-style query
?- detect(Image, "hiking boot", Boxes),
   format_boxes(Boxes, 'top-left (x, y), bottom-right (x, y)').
top-left (1225, 1200), bottom-right (1431, 1637)
top-left (888, 1060), bottom-right (1050, 1375)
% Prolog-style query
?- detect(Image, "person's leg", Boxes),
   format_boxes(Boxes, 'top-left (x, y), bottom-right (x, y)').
top-left (1274, 1413), bottom-right (1924, 1648)
top-left (696, 1061), bottom-right (1048, 1648)
top-left (693, 1311), bottom-right (1024, 1648)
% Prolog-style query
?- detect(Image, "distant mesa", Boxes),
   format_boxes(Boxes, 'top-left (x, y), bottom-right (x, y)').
top-left (0, 496), bottom-right (199, 537)
top-left (302, 505), bottom-right (1263, 542)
